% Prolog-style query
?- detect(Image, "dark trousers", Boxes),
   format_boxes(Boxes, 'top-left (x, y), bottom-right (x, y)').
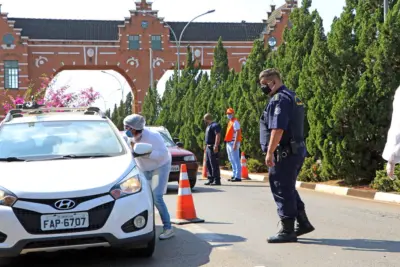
top-left (268, 153), bottom-right (305, 219)
top-left (206, 146), bottom-right (220, 182)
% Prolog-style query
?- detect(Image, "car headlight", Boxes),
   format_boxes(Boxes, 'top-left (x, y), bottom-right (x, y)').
top-left (0, 187), bottom-right (18, 207)
top-left (110, 168), bottom-right (142, 200)
top-left (184, 155), bottom-right (196, 162)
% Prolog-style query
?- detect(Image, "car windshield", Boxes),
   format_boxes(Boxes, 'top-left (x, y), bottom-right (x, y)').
top-left (0, 120), bottom-right (125, 159)
top-left (158, 131), bottom-right (176, 148)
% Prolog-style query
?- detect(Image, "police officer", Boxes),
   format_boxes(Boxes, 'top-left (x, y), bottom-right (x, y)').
top-left (203, 113), bottom-right (222, 186)
top-left (259, 69), bottom-right (315, 243)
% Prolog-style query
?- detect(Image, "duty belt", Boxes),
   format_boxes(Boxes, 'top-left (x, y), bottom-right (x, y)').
top-left (275, 146), bottom-right (291, 162)
top-left (275, 141), bottom-right (305, 162)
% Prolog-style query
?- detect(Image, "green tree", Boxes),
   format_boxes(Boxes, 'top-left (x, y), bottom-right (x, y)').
top-left (142, 85), bottom-right (160, 125)
top-left (277, 0), bottom-right (316, 91)
top-left (299, 13), bottom-right (339, 179)
top-left (111, 103), bottom-right (118, 126)
top-left (211, 37), bottom-right (229, 87)
top-left (116, 99), bottom-right (125, 130)
top-left (124, 92), bottom-right (132, 117)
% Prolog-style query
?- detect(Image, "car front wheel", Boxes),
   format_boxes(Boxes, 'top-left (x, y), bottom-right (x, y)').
top-left (125, 206), bottom-right (156, 258)
top-left (134, 229), bottom-right (155, 258)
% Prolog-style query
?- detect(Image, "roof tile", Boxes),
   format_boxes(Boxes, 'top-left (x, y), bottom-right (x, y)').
top-left (11, 18), bottom-right (265, 42)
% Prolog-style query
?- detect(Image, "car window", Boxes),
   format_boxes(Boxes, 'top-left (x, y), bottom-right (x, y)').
top-left (0, 120), bottom-right (125, 159)
top-left (158, 131), bottom-right (176, 148)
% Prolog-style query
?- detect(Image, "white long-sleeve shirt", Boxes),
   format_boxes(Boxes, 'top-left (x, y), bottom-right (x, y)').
top-left (383, 86), bottom-right (400, 164)
top-left (124, 128), bottom-right (171, 172)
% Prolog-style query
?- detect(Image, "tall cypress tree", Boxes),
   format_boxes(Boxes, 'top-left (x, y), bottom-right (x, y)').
top-left (141, 85), bottom-right (160, 125)
top-left (124, 92), bottom-right (132, 117)
top-left (211, 37), bottom-right (229, 87)
top-left (111, 103), bottom-right (118, 126)
top-left (300, 13), bottom-right (339, 179)
top-left (277, 0), bottom-right (316, 91)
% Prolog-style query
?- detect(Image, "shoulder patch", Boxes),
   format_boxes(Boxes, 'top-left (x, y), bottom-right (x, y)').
top-left (274, 105), bottom-right (281, 115)
top-left (295, 96), bottom-right (304, 106)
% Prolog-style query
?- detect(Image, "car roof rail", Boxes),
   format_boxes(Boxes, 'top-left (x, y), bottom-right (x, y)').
top-left (3, 102), bottom-right (106, 123)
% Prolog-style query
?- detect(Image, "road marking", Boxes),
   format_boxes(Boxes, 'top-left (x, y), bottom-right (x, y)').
top-left (181, 223), bottom-right (232, 250)
top-left (155, 210), bottom-right (231, 250)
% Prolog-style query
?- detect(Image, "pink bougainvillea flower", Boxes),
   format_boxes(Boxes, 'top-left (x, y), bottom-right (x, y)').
top-left (2, 76), bottom-right (100, 112)
top-left (14, 97), bottom-right (25, 105)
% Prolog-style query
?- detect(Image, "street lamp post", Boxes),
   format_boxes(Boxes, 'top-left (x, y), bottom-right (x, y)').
top-left (145, 10), bottom-right (215, 82)
top-left (176, 10), bottom-right (215, 81)
top-left (98, 88), bottom-right (122, 112)
top-left (101, 70), bottom-right (125, 100)
top-left (98, 95), bottom-right (107, 111)
top-left (384, 0), bottom-right (389, 22)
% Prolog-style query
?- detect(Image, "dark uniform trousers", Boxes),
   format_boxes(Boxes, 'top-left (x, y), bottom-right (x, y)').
top-left (268, 152), bottom-right (305, 219)
top-left (206, 145), bottom-right (220, 181)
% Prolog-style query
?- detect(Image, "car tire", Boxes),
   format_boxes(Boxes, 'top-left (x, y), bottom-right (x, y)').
top-left (126, 202), bottom-right (156, 258)
top-left (134, 228), bottom-right (156, 258)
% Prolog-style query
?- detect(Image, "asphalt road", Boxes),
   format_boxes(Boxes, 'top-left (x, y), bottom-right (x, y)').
top-left (2, 175), bottom-right (400, 267)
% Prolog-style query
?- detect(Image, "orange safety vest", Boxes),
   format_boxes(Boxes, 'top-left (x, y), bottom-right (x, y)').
top-left (224, 118), bottom-right (242, 142)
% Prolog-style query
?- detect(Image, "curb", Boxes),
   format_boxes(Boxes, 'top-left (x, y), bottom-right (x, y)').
top-left (209, 167), bottom-right (400, 205)
top-left (220, 169), bottom-right (266, 182)
top-left (197, 167), bottom-right (267, 182)
top-left (296, 181), bottom-right (400, 205)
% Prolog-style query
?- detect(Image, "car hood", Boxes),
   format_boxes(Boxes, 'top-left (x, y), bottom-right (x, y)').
top-left (168, 146), bottom-right (194, 156)
top-left (0, 154), bottom-right (136, 199)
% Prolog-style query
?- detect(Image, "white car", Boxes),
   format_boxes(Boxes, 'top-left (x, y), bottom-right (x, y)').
top-left (0, 106), bottom-right (155, 258)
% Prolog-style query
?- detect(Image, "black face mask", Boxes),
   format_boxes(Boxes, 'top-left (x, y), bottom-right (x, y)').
top-left (260, 85), bottom-right (271, 95)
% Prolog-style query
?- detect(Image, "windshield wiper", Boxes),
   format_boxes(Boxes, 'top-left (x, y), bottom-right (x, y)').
top-left (0, 157), bottom-right (27, 162)
top-left (59, 154), bottom-right (112, 159)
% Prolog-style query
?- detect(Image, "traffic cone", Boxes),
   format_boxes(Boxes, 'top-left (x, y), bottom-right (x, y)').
top-left (241, 152), bottom-right (250, 180)
top-left (200, 148), bottom-right (207, 180)
top-left (171, 164), bottom-right (205, 225)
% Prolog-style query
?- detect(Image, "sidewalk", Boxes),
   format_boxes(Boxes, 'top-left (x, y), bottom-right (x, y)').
top-left (200, 166), bottom-right (400, 205)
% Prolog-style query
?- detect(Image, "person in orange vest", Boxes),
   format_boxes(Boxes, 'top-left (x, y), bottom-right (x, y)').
top-left (224, 108), bottom-right (242, 182)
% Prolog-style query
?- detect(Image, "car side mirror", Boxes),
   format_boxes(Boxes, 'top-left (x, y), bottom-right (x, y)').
top-left (176, 142), bottom-right (184, 148)
top-left (133, 143), bottom-right (152, 157)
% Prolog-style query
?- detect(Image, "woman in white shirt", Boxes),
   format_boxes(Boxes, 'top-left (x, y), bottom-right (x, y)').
top-left (383, 86), bottom-right (400, 180)
top-left (123, 114), bottom-right (174, 240)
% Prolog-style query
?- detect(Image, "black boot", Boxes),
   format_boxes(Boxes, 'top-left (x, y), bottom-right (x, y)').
top-left (295, 210), bottom-right (315, 237)
top-left (204, 177), bottom-right (214, 186)
top-left (267, 218), bottom-right (297, 243)
top-left (211, 178), bottom-right (221, 186)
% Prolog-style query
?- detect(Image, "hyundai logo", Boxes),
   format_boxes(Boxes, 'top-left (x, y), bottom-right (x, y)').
top-left (54, 199), bottom-right (76, 210)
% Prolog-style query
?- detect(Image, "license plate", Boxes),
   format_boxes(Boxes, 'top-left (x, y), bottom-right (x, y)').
top-left (40, 212), bottom-right (89, 231)
top-left (171, 165), bottom-right (180, 172)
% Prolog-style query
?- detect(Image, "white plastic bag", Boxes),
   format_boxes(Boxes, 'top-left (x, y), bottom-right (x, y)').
top-left (383, 87), bottom-right (400, 164)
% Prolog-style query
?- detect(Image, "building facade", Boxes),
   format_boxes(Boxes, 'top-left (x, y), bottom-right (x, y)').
top-left (0, 0), bottom-right (297, 114)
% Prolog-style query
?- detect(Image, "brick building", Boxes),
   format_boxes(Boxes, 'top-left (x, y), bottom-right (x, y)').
top-left (0, 0), bottom-right (297, 114)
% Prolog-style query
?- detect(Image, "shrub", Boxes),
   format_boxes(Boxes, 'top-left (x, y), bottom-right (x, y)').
top-left (298, 157), bottom-right (326, 182)
top-left (371, 164), bottom-right (400, 193)
top-left (247, 158), bottom-right (268, 173)
top-left (224, 160), bottom-right (232, 170)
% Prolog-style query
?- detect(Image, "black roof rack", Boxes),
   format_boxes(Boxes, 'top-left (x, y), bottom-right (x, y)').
top-left (2, 101), bottom-right (106, 123)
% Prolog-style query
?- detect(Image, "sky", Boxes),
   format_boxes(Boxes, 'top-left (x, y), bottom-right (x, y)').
top-left (3, 0), bottom-right (345, 112)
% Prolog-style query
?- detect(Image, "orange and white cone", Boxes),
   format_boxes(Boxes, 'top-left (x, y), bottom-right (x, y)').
top-left (171, 164), bottom-right (205, 225)
top-left (241, 152), bottom-right (250, 180)
top-left (200, 148), bottom-right (208, 180)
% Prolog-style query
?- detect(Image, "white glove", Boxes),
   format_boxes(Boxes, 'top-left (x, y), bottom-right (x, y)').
top-left (386, 162), bottom-right (397, 180)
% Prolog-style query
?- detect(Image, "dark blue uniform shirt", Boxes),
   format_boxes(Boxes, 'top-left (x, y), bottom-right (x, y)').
top-left (260, 86), bottom-right (300, 152)
top-left (205, 122), bottom-right (221, 145)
